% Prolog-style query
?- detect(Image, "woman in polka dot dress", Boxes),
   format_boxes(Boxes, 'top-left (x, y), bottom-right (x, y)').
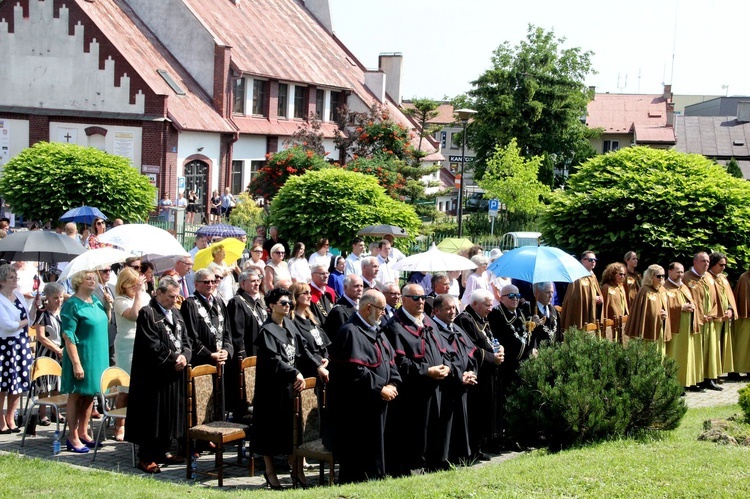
top-left (0, 264), bottom-right (35, 434)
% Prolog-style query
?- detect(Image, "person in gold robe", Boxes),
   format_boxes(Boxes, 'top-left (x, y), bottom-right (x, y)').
top-left (682, 252), bottom-right (722, 391)
top-left (623, 251), bottom-right (641, 309)
top-left (732, 268), bottom-right (750, 377)
top-left (560, 251), bottom-right (602, 332)
top-left (663, 262), bottom-right (703, 391)
top-left (600, 263), bottom-right (629, 341)
top-left (708, 252), bottom-right (736, 378)
top-left (624, 265), bottom-right (671, 356)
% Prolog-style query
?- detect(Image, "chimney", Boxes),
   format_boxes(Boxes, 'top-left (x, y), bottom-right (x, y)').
top-left (303, 0), bottom-right (333, 34)
top-left (663, 84), bottom-right (672, 102)
top-left (666, 102), bottom-right (675, 127)
top-left (738, 102), bottom-right (750, 123)
top-left (588, 85), bottom-right (596, 100)
top-left (364, 70), bottom-right (386, 103)
top-left (378, 53), bottom-right (403, 105)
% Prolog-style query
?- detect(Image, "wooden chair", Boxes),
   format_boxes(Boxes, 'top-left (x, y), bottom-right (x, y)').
top-left (92, 367), bottom-right (136, 465)
top-left (292, 377), bottom-right (335, 488)
top-left (238, 356), bottom-right (257, 475)
top-left (602, 318), bottom-right (615, 341)
top-left (186, 364), bottom-right (251, 487)
top-left (21, 357), bottom-right (68, 446)
top-left (584, 322), bottom-right (600, 337)
top-left (554, 305), bottom-right (562, 314)
top-left (616, 315), bottom-right (629, 345)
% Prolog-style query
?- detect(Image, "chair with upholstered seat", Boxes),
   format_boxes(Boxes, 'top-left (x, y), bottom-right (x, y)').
top-left (292, 377), bottom-right (335, 487)
top-left (21, 357), bottom-right (68, 446)
top-left (238, 356), bottom-right (257, 474)
top-left (186, 364), bottom-right (251, 487)
top-left (92, 367), bottom-right (135, 465)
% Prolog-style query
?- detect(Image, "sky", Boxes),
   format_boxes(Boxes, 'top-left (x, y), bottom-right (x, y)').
top-left (327, 0), bottom-right (750, 101)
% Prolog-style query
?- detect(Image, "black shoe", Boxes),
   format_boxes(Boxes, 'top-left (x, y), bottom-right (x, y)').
top-left (704, 380), bottom-right (723, 391)
top-left (687, 385), bottom-right (705, 393)
top-left (263, 472), bottom-right (284, 491)
top-left (727, 373), bottom-right (743, 381)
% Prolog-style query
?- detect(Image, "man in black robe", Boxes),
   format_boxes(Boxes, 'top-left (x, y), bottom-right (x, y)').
top-left (455, 288), bottom-right (504, 459)
top-left (328, 290), bottom-right (401, 484)
top-left (126, 278), bottom-right (191, 474)
top-left (181, 268), bottom-right (233, 367)
top-left (323, 274), bottom-right (363, 341)
top-left (430, 294), bottom-right (477, 465)
top-left (382, 284), bottom-right (450, 475)
top-left (226, 269), bottom-right (266, 416)
top-left (309, 262), bottom-right (336, 325)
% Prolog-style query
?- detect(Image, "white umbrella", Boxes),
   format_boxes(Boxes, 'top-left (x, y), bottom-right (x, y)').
top-left (59, 248), bottom-right (132, 281)
top-left (391, 243), bottom-right (477, 273)
top-left (97, 224), bottom-right (189, 258)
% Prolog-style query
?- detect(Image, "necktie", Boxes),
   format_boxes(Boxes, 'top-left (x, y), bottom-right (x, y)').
top-left (180, 277), bottom-right (188, 298)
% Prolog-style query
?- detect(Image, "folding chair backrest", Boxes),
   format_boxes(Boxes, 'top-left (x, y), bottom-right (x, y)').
top-left (240, 356), bottom-right (257, 405)
top-left (296, 377), bottom-right (319, 444)
top-left (188, 364), bottom-right (217, 426)
top-left (100, 367), bottom-right (130, 394)
top-left (31, 357), bottom-right (62, 382)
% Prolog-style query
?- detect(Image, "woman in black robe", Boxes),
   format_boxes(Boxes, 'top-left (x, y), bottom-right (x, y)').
top-left (253, 287), bottom-right (328, 489)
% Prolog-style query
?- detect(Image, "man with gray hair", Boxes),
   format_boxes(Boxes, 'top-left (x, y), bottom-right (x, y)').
top-left (455, 288), bottom-right (504, 460)
top-left (309, 262), bottom-right (336, 325)
top-left (180, 268), bottom-right (233, 367)
top-left (361, 256), bottom-right (380, 290)
top-left (379, 281), bottom-right (401, 321)
top-left (529, 282), bottom-right (563, 345)
top-left (324, 274), bottom-right (364, 341)
top-left (328, 289), bottom-right (401, 483)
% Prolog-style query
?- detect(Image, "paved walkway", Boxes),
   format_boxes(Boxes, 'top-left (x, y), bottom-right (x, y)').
top-left (1, 378), bottom-right (746, 489)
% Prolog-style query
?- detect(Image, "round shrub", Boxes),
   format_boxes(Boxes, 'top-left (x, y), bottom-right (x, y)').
top-left (738, 385), bottom-right (750, 424)
top-left (506, 329), bottom-right (687, 449)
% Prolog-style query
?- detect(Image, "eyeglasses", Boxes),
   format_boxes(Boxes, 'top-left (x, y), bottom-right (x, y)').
top-left (655, 275), bottom-right (666, 279)
top-left (369, 303), bottom-right (385, 311)
top-left (252, 250), bottom-right (263, 254)
top-left (383, 292), bottom-right (401, 297)
top-left (584, 258), bottom-right (597, 262)
top-left (277, 300), bottom-right (292, 307)
top-left (503, 293), bottom-right (522, 300)
top-left (198, 280), bottom-right (219, 285)
top-left (273, 251), bottom-right (285, 255)
top-left (177, 260), bottom-right (192, 265)
top-left (95, 221), bottom-right (105, 226)
top-left (130, 265), bottom-right (141, 271)
top-left (100, 269), bottom-right (112, 273)
top-left (404, 295), bottom-right (427, 302)
top-left (314, 272), bottom-right (330, 276)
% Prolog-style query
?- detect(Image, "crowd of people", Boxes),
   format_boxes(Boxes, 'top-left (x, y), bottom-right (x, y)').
top-left (2, 217), bottom-right (749, 488)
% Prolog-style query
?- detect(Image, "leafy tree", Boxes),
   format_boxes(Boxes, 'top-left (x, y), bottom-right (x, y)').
top-left (726, 157), bottom-right (744, 179)
top-left (462, 25), bottom-right (597, 185)
top-left (269, 169), bottom-right (421, 251)
top-left (541, 147), bottom-right (750, 271)
top-left (285, 113), bottom-right (327, 157)
top-left (228, 192), bottom-right (266, 229)
top-left (0, 141), bottom-right (155, 222)
top-left (247, 146), bottom-right (329, 200)
top-left (478, 138), bottom-right (550, 222)
top-left (403, 98), bottom-right (442, 155)
top-left (342, 156), bottom-right (405, 198)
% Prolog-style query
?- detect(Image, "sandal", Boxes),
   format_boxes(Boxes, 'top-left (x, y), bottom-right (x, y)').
top-left (39, 417), bottom-right (51, 427)
top-left (137, 460), bottom-right (161, 474)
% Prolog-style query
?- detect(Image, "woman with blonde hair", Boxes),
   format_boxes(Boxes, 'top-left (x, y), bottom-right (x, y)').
top-left (208, 243), bottom-right (239, 305)
top-left (112, 267), bottom-right (149, 440)
top-left (625, 264), bottom-right (671, 356)
top-left (263, 243), bottom-right (291, 292)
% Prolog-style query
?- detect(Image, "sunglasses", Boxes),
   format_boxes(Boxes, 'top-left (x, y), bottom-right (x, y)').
top-left (655, 275), bottom-right (666, 279)
top-left (277, 300), bottom-right (292, 306)
top-left (404, 295), bottom-right (427, 302)
top-left (584, 258), bottom-right (597, 262)
top-left (198, 280), bottom-right (219, 285)
top-left (503, 293), bottom-right (522, 299)
top-left (273, 251), bottom-right (285, 255)
top-left (252, 250), bottom-right (263, 254)
top-left (95, 221), bottom-right (106, 226)
top-left (130, 265), bottom-right (141, 271)
top-left (100, 268), bottom-right (112, 273)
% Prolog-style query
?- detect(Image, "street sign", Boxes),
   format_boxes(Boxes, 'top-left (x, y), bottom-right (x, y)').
top-left (488, 198), bottom-right (499, 217)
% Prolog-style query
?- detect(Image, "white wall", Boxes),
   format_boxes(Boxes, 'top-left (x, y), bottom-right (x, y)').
top-left (177, 131), bottom-right (222, 193)
top-left (49, 122), bottom-right (142, 168)
top-left (0, 119), bottom-right (30, 167)
top-left (0, 1), bottom-right (145, 114)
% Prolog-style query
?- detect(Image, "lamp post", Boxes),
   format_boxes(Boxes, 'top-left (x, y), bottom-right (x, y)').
top-left (454, 108), bottom-right (476, 238)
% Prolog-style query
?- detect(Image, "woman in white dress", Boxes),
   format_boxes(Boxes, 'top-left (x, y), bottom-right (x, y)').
top-left (461, 255), bottom-right (491, 310)
top-left (263, 243), bottom-right (292, 291)
top-left (113, 268), bottom-right (148, 441)
top-left (288, 242), bottom-right (311, 284)
top-left (307, 238), bottom-right (332, 269)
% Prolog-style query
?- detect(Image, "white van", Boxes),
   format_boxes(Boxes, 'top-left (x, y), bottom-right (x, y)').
top-left (500, 231), bottom-right (542, 251)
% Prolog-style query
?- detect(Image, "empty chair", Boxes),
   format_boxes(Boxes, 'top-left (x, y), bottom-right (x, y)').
top-left (92, 367), bottom-right (135, 465)
top-left (292, 377), bottom-right (335, 487)
top-left (21, 357), bottom-right (67, 446)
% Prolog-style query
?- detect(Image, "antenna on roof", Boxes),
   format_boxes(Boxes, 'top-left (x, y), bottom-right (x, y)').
top-left (669, 0), bottom-right (678, 86)
top-left (617, 74), bottom-right (628, 93)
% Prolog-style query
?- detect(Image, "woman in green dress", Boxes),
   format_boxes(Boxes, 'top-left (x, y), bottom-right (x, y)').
top-left (60, 270), bottom-right (111, 453)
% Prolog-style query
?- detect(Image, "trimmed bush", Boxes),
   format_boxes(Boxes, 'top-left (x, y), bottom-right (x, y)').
top-left (506, 329), bottom-right (687, 449)
top-left (738, 385), bottom-right (750, 424)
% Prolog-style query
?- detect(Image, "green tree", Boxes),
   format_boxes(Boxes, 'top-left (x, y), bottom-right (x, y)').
top-left (541, 147), bottom-right (750, 270)
top-left (0, 142), bottom-right (155, 222)
top-left (478, 138), bottom-right (550, 222)
top-left (463, 25), bottom-right (597, 185)
top-left (228, 192), bottom-right (266, 229)
top-left (402, 98), bottom-right (442, 156)
top-left (247, 145), bottom-right (329, 201)
top-left (726, 157), bottom-right (744, 179)
top-left (269, 169), bottom-right (421, 251)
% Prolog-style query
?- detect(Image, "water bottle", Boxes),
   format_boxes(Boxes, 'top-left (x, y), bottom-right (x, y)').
top-left (190, 454), bottom-right (198, 479)
top-left (53, 430), bottom-right (61, 456)
top-left (492, 337), bottom-right (501, 354)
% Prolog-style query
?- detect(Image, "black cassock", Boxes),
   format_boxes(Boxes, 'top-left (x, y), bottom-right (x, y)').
top-left (253, 317), bottom-right (320, 456)
top-left (226, 290), bottom-right (266, 414)
top-left (434, 318), bottom-right (476, 462)
top-left (125, 299), bottom-right (192, 460)
top-left (292, 314), bottom-right (330, 377)
top-left (455, 305), bottom-right (502, 454)
top-left (328, 313), bottom-right (401, 484)
top-left (489, 303), bottom-right (535, 383)
top-left (180, 293), bottom-right (234, 366)
top-left (323, 296), bottom-right (356, 341)
top-left (382, 310), bottom-right (449, 474)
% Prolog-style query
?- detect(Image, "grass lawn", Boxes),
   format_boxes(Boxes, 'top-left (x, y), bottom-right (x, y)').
top-left (2, 405), bottom-right (749, 498)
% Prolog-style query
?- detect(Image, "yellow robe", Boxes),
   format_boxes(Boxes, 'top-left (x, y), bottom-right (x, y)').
top-left (683, 268), bottom-right (721, 380)
top-left (664, 279), bottom-right (703, 387)
top-left (732, 271), bottom-right (750, 372)
top-left (624, 284), bottom-right (671, 357)
top-left (710, 271), bottom-right (736, 374)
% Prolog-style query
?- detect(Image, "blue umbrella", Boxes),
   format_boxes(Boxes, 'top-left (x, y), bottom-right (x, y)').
top-left (195, 223), bottom-right (246, 239)
top-left (59, 206), bottom-right (107, 225)
top-left (487, 246), bottom-right (590, 284)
